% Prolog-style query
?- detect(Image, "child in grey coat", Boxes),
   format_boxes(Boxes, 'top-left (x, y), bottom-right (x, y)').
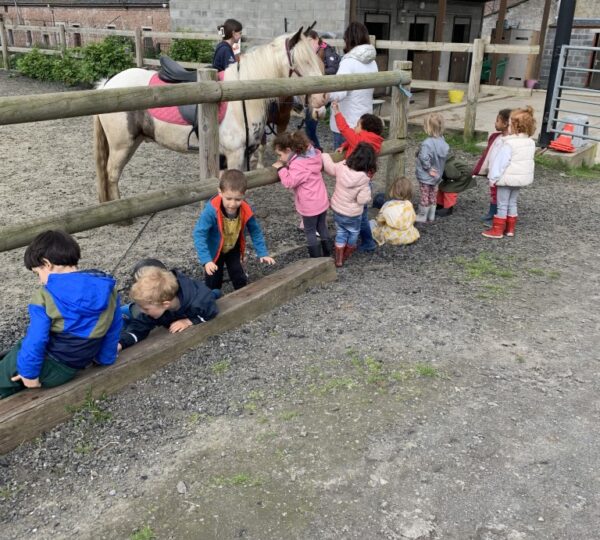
top-left (415, 113), bottom-right (450, 223)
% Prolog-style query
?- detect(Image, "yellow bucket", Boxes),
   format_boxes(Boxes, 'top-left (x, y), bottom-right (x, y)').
top-left (448, 90), bottom-right (465, 103)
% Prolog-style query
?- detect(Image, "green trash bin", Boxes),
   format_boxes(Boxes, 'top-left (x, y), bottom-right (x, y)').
top-left (481, 57), bottom-right (507, 84)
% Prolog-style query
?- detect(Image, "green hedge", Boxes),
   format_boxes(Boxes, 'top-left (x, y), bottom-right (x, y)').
top-left (15, 36), bottom-right (135, 86)
top-left (168, 39), bottom-right (215, 63)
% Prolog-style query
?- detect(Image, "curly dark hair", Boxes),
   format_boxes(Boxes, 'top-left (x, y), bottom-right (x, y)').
top-left (343, 22), bottom-right (370, 53)
top-left (272, 130), bottom-right (311, 155)
top-left (346, 142), bottom-right (377, 174)
top-left (359, 113), bottom-right (383, 136)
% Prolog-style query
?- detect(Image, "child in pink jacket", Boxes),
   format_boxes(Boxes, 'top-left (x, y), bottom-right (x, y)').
top-left (273, 131), bottom-right (331, 258)
top-left (322, 142), bottom-right (376, 267)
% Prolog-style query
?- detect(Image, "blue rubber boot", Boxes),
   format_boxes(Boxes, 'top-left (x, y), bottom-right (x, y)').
top-left (481, 203), bottom-right (497, 223)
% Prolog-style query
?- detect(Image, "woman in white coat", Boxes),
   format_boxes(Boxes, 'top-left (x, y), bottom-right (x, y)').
top-left (328, 22), bottom-right (379, 252)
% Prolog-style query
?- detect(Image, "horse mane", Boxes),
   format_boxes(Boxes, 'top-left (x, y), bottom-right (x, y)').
top-left (222, 32), bottom-right (322, 83)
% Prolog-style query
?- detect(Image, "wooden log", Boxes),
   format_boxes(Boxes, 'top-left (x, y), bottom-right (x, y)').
top-left (58, 23), bottom-right (66, 55)
top-left (0, 71), bottom-right (409, 126)
top-left (0, 139), bottom-right (407, 253)
top-left (412, 80), bottom-right (468, 91)
top-left (464, 38), bottom-right (486, 142)
top-left (376, 40), bottom-right (473, 53)
top-left (484, 44), bottom-right (539, 55)
top-left (0, 19), bottom-right (9, 71)
top-left (0, 258), bottom-right (338, 455)
top-left (385, 61), bottom-right (411, 198)
top-left (134, 27), bottom-right (143, 68)
top-left (428, 0), bottom-right (446, 108)
top-left (7, 46), bottom-right (62, 55)
top-left (197, 68), bottom-right (219, 211)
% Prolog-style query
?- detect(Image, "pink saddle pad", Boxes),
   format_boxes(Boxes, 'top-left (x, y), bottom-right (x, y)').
top-left (147, 72), bottom-right (227, 125)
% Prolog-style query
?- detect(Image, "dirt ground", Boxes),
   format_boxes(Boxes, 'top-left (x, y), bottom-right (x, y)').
top-left (1, 71), bottom-right (600, 540)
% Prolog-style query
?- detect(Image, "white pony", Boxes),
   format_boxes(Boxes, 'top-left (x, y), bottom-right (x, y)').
top-left (94, 28), bottom-right (326, 202)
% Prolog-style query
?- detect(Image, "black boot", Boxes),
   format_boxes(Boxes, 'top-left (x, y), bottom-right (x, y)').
top-left (435, 206), bottom-right (454, 217)
top-left (307, 243), bottom-right (323, 258)
top-left (320, 239), bottom-right (332, 257)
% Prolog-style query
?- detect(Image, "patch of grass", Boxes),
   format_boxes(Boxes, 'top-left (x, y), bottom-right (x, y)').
top-left (66, 389), bottom-right (112, 424)
top-left (0, 486), bottom-right (12, 500)
top-left (413, 363), bottom-right (440, 378)
top-left (312, 376), bottom-right (357, 395)
top-left (211, 473), bottom-right (262, 488)
top-left (535, 154), bottom-right (600, 179)
top-left (455, 252), bottom-right (514, 280)
top-left (548, 270), bottom-right (561, 280)
top-left (444, 132), bottom-right (485, 155)
top-left (515, 354), bottom-right (526, 364)
top-left (256, 431), bottom-right (278, 442)
top-left (74, 443), bottom-right (93, 455)
top-left (211, 360), bottom-right (230, 376)
top-left (130, 525), bottom-right (156, 540)
top-left (527, 268), bottom-right (546, 276)
top-left (280, 410), bottom-right (300, 421)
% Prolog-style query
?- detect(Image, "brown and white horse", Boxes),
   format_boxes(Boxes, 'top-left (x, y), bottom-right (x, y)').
top-left (93, 28), bottom-right (326, 202)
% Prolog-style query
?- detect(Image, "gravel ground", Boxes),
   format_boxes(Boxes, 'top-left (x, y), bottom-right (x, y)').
top-left (1, 71), bottom-right (600, 540)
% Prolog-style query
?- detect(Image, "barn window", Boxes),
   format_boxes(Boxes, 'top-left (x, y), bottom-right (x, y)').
top-left (71, 23), bottom-right (81, 47)
top-left (26, 30), bottom-right (32, 46)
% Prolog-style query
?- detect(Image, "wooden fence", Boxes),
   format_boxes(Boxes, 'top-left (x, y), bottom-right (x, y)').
top-left (0, 64), bottom-right (412, 253)
top-left (0, 22), bottom-right (540, 137)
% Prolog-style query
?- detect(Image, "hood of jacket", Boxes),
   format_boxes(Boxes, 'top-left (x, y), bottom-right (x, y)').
top-left (46, 270), bottom-right (116, 317)
top-left (345, 44), bottom-right (377, 64)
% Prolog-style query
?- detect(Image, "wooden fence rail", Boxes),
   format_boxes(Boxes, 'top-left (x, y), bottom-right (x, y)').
top-left (0, 70), bottom-right (410, 125)
top-left (0, 139), bottom-right (405, 253)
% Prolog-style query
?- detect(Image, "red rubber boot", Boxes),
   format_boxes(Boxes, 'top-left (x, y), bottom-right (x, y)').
top-left (482, 216), bottom-right (506, 239)
top-left (505, 215), bottom-right (518, 237)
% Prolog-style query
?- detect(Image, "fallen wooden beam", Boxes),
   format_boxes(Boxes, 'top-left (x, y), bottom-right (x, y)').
top-left (0, 258), bottom-right (337, 455)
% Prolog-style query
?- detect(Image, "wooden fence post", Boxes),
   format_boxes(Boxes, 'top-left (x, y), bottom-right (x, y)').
top-left (0, 19), bottom-right (9, 71)
top-left (58, 23), bottom-right (67, 56)
top-left (134, 27), bottom-right (143, 68)
top-left (197, 67), bottom-right (220, 210)
top-left (385, 60), bottom-right (412, 198)
top-left (463, 38), bottom-right (485, 141)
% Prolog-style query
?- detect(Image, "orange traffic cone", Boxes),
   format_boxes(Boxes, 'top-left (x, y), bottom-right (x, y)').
top-left (549, 123), bottom-right (576, 153)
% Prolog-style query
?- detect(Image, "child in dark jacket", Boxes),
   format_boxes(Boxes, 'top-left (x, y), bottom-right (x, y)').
top-left (0, 230), bottom-right (122, 398)
top-left (331, 101), bottom-right (384, 252)
top-left (118, 264), bottom-right (219, 351)
top-left (193, 170), bottom-right (275, 290)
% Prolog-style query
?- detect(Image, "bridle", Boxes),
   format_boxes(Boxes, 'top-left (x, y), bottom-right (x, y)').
top-left (285, 39), bottom-right (304, 78)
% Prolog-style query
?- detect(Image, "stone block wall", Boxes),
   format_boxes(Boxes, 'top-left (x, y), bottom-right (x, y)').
top-left (169, 0), bottom-right (348, 40)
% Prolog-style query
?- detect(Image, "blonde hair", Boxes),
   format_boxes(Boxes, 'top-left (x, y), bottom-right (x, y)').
top-left (423, 112), bottom-right (445, 137)
top-left (389, 176), bottom-right (413, 201)
top-left (511, 106), bottom-right (536, 137)
top-left (130, 266), bottom-right (179, 305)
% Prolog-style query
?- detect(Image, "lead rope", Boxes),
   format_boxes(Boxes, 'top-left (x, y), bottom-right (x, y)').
top-left (237, 61), bottom-right (251, 172)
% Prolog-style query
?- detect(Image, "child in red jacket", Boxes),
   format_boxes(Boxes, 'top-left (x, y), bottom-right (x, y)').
top-left (331, 101), bottom-right (384, 158)
top-left (331, 101), bottom-right (383, 252)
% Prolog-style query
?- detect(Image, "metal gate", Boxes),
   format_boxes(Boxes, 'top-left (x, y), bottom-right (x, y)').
top-left (548, 44), bottom-right (600, 143)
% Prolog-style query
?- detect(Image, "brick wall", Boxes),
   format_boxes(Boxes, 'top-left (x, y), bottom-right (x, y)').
top-left (1, 6), bottom-right (170, 48)
top-left (539, 26), bottom-right (598, 89)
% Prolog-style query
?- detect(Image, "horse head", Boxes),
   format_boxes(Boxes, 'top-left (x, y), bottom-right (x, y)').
top-left (285, 27), bottom-right (328, 110)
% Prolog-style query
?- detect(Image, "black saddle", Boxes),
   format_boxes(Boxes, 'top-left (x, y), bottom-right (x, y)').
top-left (157, 56), bottom-right (200, 147)
top-left (158, 55), bottom-right (198, 83)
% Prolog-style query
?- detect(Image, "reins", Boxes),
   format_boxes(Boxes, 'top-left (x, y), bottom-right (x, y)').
top-left (237, 38), bottom-right (304, 172)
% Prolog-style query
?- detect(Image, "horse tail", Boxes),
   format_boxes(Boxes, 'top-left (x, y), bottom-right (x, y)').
top-left (94, 116), bottom-right (111, 203)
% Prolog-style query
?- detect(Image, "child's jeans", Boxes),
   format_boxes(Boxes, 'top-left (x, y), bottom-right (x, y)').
top-left (304, 108), bottom-right (322, 151)
top-left (333, 131), bottom-right (346, 151)
top-left (334, 212), bottom-right (361, 247)
top-left (496, 186), bottom-right (520, 218)
top-left (419, 183), bottom-right (438, 206)
top-left (0, 340), bottom-right (78, 399)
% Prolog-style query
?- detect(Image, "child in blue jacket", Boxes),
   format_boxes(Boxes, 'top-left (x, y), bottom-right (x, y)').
top-left (193, 170), bottom-right (275, 290)
top-left (0, 230), bottom-right (122, 398)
